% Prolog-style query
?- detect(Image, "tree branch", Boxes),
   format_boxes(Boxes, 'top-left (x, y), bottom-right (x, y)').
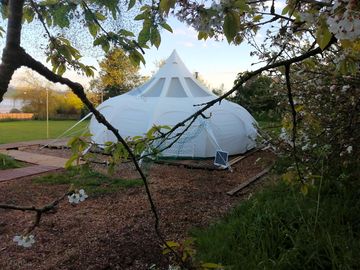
top-left (285, 64), bottom-right (304, 182)
top-left (0, 191), bottom-right (70, 233)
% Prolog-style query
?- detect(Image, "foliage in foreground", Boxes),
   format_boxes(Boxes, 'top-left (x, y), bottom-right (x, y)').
top-left (192, 177), bottom-right (360, 270)
top-left (0, 153), bottom-right (21, 170)
top-left (33, 167), bottom-right (143, 196)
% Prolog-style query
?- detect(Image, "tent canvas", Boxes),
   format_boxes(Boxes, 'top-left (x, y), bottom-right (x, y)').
top-left (89, 50), bottom-right (257, 158)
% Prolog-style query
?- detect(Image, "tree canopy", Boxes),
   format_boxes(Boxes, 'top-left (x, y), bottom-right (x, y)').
top-left (92, 48), bottom-right (145, 99)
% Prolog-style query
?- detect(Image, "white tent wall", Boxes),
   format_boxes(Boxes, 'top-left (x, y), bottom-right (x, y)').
top-left (89, 50), bottom-right (257, 158)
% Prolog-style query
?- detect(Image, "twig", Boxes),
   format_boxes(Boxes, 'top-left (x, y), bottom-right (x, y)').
top-left (285, 63), bottom-right (304, 183)
top-left (0, 191), bottom-right (70, 233)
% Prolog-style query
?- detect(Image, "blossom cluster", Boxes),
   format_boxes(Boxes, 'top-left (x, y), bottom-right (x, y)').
top-left (68, 189), bottom-right (88, 204)
top-left (13, 235), bottom-right (35, 248)
top-left (327, 0), bottom-right (360, 40)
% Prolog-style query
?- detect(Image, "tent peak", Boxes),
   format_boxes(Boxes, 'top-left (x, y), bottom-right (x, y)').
top-left (167, 50), bottom-right (181, 64)
top-left (155, 50), bottom-right (192, 78)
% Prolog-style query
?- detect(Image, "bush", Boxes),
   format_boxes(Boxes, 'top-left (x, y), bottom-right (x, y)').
top-left (9, 108), bottom-right (21, 113)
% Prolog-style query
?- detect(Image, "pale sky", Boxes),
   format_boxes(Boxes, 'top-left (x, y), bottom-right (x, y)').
top-left (138, 18), bottom-right (258, 91)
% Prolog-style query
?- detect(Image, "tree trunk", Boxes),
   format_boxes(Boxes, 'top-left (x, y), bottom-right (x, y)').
top-left (0, 0), bottom-right (25, 101)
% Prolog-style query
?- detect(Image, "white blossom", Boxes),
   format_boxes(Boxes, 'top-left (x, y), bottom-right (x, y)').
top-left (341, 85), bottom-right (350, 93)
top-left (78, 189), bottom-right (88, 202)
top-left (327, 2), bottom-right (360, 41)
top-left (68, 189), bottom-right (88, 204)
top-left (168, 265), bottom-right (181, 270)
top-left (346, 145), bottom-right (353, 154)
top-left (13, 235), bottom-right (35, 248)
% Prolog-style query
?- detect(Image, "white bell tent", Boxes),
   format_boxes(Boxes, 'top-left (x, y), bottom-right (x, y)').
top-left (89, 50), bottom-right (257, 158)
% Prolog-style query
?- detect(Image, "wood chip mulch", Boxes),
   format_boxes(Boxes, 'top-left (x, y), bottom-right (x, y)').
top-left (0, 148), bottom-right (275, 270)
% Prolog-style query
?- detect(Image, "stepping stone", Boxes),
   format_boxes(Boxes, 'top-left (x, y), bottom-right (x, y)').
top-left (0, 139), bottom-right (53, 150)
top-left (0, 138), bottom-right (70, 150)
top-left (0, 150), bottom-right (82, 168)
top-left (0, 165), bottom-right (60, 182)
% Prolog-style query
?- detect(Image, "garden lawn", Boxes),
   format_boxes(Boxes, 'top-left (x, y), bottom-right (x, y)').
top-left (33, 167), bottom-right (144, 196)
top-left (0, 120), bottom-right (88, 144)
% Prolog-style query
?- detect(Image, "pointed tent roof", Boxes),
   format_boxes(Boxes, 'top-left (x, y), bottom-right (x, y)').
top-left (127, 50), bottom-right (214, 98)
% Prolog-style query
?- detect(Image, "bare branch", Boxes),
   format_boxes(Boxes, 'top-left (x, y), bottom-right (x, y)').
top-left (285, 64), bottom-right (304, 183)
top-left (0, 191), bottom-right (70, 233)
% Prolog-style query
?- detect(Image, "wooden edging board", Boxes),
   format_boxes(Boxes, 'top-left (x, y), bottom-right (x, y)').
top-left (226, 166), bottom-right (272, 196)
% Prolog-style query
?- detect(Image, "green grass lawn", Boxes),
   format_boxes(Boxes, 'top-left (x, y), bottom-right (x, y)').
top-left (33, 167), bottom-right (143, 196)
top-left (0, 120), bottom-right (89, 144)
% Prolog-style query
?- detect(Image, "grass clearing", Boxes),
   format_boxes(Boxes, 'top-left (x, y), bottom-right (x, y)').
top-left (33, 167), bottom-right (143, 196)
top-left (192, 179), bottom-right (360, 269)
top-left (0, 120), bottom-right (89, 144)
top-left (0, 153), bottom-right (21, 170)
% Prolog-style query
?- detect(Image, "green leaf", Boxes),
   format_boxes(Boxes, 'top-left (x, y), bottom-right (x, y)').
top-left (198, 31), bottom-right (208, 40)
top-left (88, 22), bottom-right (99, 38)
top-left (253, 14), bottom-right (263, 22)
top-left (159, 0), bottom-right (175, 15)
top-left (281, 5), bottom-right (290, 15)
top-left (300, 184), bottom-right (308, 196)
top-left (150, 28), bottom-right (161, 48)
top-left (23, 7), bottom-right (35, 23)
top-left (57, 64), bottom-right (66, 76)
top-left (93, 36), bottom-right (105, 46)
top-left (223, 11), bottom-right (240, 43)
top-left (128, 0), bottom-right (136, 10)
top-left (65, 154), bottom-right (78, 169)
top-left (101, 40), bottom-right (110, 53)
top-left (129, 50), bottom-right (145, 66)
top-left (118, 29), bottom-right (135, 37)
top-left (233, 0), bottom-right (249, 11)
top-left (201, 262), bottom-right (224, 269)
top-left (52, 5), bottom-right (71, 28)
top-left (84, 66), bottom-right (95, 77)
top-left (134, 13), bottom-right (148, 21)
top-left (316, 23), bottom-right (332, 50)
top-left (40, 0), bottom-right (59, 5)
top-left (165, 241), bottom-right (180, 248)
top-left (160, 22), bottom-right (173, 33)
top-left (95, 12), bottom-right (106, 21)
top-left (138, 24), bottom-right (151, 46)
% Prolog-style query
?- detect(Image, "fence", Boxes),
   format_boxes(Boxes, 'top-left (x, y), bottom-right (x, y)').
top-left (0, 113), bottom-right (34, 120)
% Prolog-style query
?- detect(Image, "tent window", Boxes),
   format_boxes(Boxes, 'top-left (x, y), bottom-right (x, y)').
top-left (142, 78), bottom-right (165, 97)
top-left (128, 78), bottom-right (154, 96)
top-left (184, 77), bottom-right (211, 97)
top-left (167, 78), bottom-right (187, 97)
